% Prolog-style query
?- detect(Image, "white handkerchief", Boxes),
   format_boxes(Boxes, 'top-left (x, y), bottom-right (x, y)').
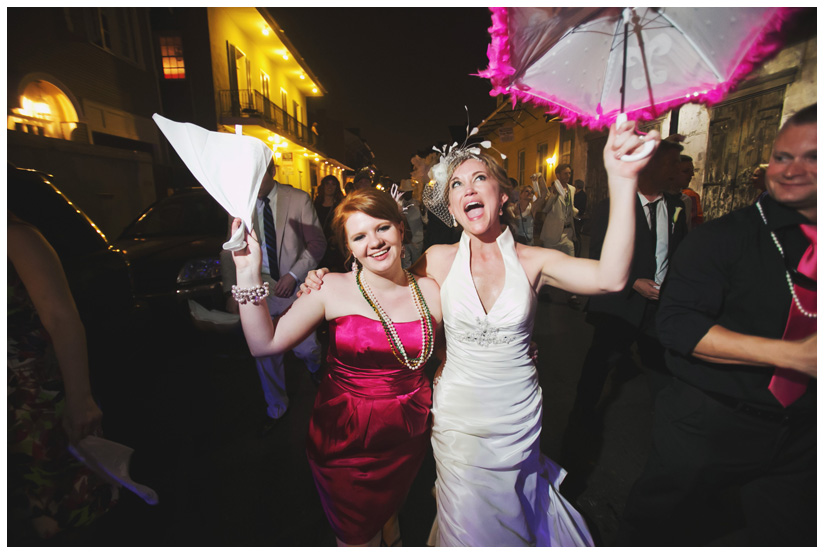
top-left (152, 114), bottom-right (273, 251)
top-left (69, 436), bottom-right (159, 505)
top-left (188, 299), bottom-right (240, 333)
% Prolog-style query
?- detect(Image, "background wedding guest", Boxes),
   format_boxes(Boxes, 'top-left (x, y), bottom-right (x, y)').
top-left (314, 174), bottom-right (346, 272)
top-left (533, 163), bottom-right (578, 255)
top-left (573, 178), bottom-right (588, 254)
top-left (222, 160), bottom-right (327, 436)
top-left (397, 179), bottom-right (425, 268)
top-left (507, 184), bottom-right (536, 245)
top-left (678, 155), bottom-right (703, 229)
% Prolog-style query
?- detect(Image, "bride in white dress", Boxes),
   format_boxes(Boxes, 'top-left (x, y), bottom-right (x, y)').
top-left (303, 120), bottom-right (660, 546)
top-left (429, 225), bottom-right (591, 546)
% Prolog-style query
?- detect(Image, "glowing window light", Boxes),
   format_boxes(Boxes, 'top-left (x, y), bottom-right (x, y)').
top-left (20, 96), bottom-right (52, 119)
top-left (160, 36), bottom-right (186, 80)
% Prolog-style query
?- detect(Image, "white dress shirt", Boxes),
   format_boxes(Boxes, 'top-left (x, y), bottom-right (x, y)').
top-left (638, 192), bottom-right (669, 284)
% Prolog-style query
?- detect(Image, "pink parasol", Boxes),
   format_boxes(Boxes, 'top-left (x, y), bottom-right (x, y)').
top-left (480, 7), bottom-right (797, 130)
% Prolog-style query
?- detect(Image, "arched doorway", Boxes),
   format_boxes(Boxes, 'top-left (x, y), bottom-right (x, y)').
top-left (8, 79), bottom-right (80, 140)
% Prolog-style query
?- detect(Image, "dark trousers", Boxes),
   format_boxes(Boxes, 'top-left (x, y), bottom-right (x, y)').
top-left (560, 310), bottom-right (669, 498)
top-left (616, 380), bottom-right (817, 546)
top-left (569, 310), bottom-right (668, 425)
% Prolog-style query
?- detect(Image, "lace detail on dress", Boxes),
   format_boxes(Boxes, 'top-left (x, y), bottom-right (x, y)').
top-left (456, 316), bottom-right (514, 347)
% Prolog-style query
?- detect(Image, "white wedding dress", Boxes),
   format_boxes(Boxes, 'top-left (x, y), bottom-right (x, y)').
top-left (429, 228), bottom-right (593, 547)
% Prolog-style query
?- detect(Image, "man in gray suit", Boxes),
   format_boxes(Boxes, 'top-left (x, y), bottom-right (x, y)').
top-left (223, 161), bottom-right (326, 436)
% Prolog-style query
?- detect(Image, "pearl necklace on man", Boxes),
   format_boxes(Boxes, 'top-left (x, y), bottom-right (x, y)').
top-left (356, 266), bottom-right (434, 370)
top-left (756, 199), bottom-right (816, 318)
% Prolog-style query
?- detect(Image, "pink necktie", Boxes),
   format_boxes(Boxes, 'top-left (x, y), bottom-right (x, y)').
top-left (769, 224), bottom-right (816, 407)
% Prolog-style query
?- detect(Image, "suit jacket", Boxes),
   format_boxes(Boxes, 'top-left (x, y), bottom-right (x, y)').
top-left (539, 182), bottom-right (578, 246)
top-left (586, 192), bottom-right (687, 329)
top-left (222, 182), bottom-right (326, 298)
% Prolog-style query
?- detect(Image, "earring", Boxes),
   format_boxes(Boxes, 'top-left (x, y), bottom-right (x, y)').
top-left (451, 215), bottom-right (457, 228)
top-left (351, 258), bottom-right (360, 272)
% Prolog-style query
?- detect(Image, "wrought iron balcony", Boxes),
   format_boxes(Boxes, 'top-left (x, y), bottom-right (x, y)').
top-left (218, 89), bottom-right (317, 149)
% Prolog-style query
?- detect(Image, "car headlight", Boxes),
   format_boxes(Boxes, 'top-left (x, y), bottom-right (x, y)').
top-left (177, 257), bottom-right (221, 284)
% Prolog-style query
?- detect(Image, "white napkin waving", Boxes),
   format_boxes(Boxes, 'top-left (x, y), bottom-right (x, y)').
top-left (69, 436), bottom-right (159, 505)
top-left (152, 114), bottom-right (273, 251)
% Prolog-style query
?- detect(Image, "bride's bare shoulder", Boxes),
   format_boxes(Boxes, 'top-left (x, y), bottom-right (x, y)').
top-left (424, 243), bottom-right (459, 268)
top-left (410, 243), bottom-right (459, 283)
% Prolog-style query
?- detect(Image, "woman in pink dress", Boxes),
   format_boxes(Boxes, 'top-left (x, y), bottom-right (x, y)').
top-left (231, 188), bottom-right (442, 546)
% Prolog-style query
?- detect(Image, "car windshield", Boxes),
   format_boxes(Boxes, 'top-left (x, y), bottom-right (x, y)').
top-left (124, 193), bottom-right (226, 238)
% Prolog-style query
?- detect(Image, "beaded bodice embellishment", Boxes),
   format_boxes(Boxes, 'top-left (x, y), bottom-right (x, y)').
top-left (457, 315), bottom-right (514, 347)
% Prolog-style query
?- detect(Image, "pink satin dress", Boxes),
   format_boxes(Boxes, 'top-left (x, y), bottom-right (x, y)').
top-left (306, 314), bottom-right (433, 544)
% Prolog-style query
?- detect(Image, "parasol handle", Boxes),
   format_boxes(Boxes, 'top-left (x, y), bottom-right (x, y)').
top-left (616, 113), bottom-right (656, 162)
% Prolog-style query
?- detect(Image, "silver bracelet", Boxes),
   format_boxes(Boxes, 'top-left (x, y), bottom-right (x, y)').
top-left (231, 283), bottom-right (269, 305)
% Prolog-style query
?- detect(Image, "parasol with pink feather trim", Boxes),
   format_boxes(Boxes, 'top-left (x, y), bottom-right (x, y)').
top-left (479, 7), bottom-right (798, 130)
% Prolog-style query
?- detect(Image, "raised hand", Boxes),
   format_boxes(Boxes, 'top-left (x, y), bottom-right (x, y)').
top-left (604, 118), bottom-right (661, 183)
top-left (230, 217), bottom-right (262, 274)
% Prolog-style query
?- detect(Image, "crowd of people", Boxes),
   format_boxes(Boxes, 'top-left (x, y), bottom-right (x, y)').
top-left (8, 102), bottom-right (815, 547)
top-left (276, 104), bottom-right (817, 547)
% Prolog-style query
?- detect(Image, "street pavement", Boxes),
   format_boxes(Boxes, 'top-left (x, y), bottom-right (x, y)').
top-left (51, 280), bottom-right (668, 547)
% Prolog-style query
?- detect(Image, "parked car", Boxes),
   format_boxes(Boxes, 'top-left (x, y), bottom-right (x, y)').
top-left (7, 163), bottom-right (140, 370)
top-left (113, 187), bottom-right (229, 324)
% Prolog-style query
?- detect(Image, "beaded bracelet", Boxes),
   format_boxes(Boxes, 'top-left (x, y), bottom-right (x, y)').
top-left (231, 283), bottom-right (269, 305)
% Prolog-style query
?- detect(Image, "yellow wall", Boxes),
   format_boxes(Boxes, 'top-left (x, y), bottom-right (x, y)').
top-left (208, 8), bottom-right (306, 120)
top-left (488, 106), bottom-right (561, 188)
top-left (207, 7), bottom-right (312, 192)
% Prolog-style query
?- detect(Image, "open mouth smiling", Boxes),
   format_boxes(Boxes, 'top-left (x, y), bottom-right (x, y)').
top-left (464, 201), bottom-right (485, 219)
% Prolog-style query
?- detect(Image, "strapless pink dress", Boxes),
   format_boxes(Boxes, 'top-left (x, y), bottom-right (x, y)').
top-left (306, 315), bottom-right (433, 544)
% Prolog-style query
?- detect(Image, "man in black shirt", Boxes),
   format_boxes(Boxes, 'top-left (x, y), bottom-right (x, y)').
top-left (617, 104), bottom-right (817, 546)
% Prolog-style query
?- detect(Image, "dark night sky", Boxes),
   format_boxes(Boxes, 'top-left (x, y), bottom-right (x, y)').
top-left (267, 7), bottom-right (499, 180)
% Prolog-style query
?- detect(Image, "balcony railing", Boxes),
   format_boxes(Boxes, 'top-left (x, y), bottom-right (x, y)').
top-left (218, 89), bottom-right (317, 148)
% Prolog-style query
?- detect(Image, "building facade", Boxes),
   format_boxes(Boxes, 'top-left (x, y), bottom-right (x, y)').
top-left (204, 7), bottom-right (350, 195)
top-left (7, 8), bottom-right (355, 236)
top-left (7, 7), bottom-right (163, 237)
top-left (152, 7), bottom-right (351, 198)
